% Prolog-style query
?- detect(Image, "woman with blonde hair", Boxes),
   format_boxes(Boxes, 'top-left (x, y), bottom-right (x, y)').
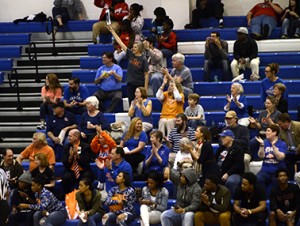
top-left (37, 73), bottom-right (62, 130)
top-left (119, 117), bottom-right (147, 175)
top-left (273, 83), bottom-right (288, 113)
top-left (128, 87), bottom-right (153, 132)
top-left (224, 82), bottom-right (249, 126)
top-left (31, 153), bottom-right (55, 192)
top-left (156, 76), bottom-right (184, 137)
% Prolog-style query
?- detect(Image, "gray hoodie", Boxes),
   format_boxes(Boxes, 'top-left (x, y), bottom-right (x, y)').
top-left (170, 168), bottom-right (201, 212)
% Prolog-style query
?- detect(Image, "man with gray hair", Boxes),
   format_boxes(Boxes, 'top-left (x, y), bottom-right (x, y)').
top-left (162, 53), bottom-right (194, 98)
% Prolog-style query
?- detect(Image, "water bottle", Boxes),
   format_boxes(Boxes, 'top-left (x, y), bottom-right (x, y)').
top-left (214, 75), bottom-right (218, 82)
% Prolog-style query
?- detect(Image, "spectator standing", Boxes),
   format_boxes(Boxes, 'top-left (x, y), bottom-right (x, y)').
top-left (0, 168), bottom-right (9, 226)
top-left (94, 52), bottom-right (123, 113)
top-left (203, 31), bottom-right (229, 82)
top-left (16, 132), bottom-right (56, 172)
top-left (63, 77), bottom-right (89, 115)
top-left (247, 0), bottom-right (283, 40)
top-left (185, 93), bottom-right (206, 129)
top-left (157, 18), bottom-right (177, 58)
top-left (261, 63), bottom-right (288, 105)
top-left (124, 3), bottom-right (144, 41)
top-left (273, 83), bottom-right (288, 114)
top-left (140, 172), bottom-right (169, 226)
top-left (128, 87), bottom-right (153, 132)
top-left (233, 172), bottom-right (267, 226)
top-left (150, 7), bottom-right (169, 36)
top-left (108, 24), bottom-right (149, 104)
top-left (281, 0), bottom-right (300, 38)
top-left (163, 53), bottom-right (194, 98)
top-left (37, 73), bottom-right (62, 130)
top-left (269, 168), bottom-right (300, 226)
top-left (215, 130), bottom-right (244, 195)
top-left (194, 175), bottom-right (231, 226)
top-left (185, 0), bottom-right (224, 29)
top-left (224, 83), bottom-right (249, 126)
top-left (143, 36), bottom-right (164, 95)
top-left (92, 0), bottom-right (128, 44)
top-left (0, 148), bottom-right (23, 189)
top-left (231, 27), bottom-right (260, 81)
top-left (160, 168), bottom-right (201, 226)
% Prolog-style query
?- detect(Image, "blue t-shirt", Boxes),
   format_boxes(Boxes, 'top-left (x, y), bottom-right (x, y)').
top-left (133, 99), bottom-right (153, 124)
top-left (260, 78), bottom-right (288, 105)
top-left (122, 131), bottom-right (148, 151)
top-left (46, 111), bottom-right (76, 136)
top-left (63, 85), bottom-right (89, 104)
top-left (78, 111), bottom-right (109, 135)
top-left (95, 64), bottom-right (123, 91)
top-left (143, 144), bottom-right (170, 173)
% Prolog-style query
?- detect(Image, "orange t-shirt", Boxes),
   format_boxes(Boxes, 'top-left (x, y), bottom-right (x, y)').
top-left (41, 86), bottom-right (62, 103)
top-left (20, 144), bottom-right (56, 171)
top-left (160, 92), bottom-right (184, 119)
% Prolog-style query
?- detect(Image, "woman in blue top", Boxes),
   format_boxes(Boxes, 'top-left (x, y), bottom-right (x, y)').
top-left (18, 174), bottom-right (67, 226)
top-left (128, 87), bottom-right (153, 132)
top-left (224, 82), bottom-right (249, 127)
top-left (102, 172), bottom-right (136, 226)
top-left (119, 117), bottom-right (147, 175)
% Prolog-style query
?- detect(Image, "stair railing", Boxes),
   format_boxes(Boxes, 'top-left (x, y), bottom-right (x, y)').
top-left (7, 69), bottom-right (23, 111)
top-left (28, 42), bottom-right (40, 82)
top-left (45, 16), bottom-right (58, 56)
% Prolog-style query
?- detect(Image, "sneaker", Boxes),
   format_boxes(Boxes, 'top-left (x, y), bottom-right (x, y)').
top-left (218, 22), bottom-right (224, 29)
top-left (232, 74), bottom-right (244, 82)
top-left (294, 33), bottom-right (300, 38)
top-left (281, 34), bottom-right (288, 39)
top-left (37, 124), bottom-right (45, 130)
top-left (250, 74), bottom-right (260, 81)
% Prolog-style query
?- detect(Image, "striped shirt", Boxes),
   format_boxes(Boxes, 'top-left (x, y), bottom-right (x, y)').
top-left (0, 168), bottom-right (9, 200)
top-left (168, 127), bottom-right (196, 153)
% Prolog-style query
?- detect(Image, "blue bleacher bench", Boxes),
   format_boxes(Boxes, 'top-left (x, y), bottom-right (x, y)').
top-left (0, 58), bottom-right (13, 71)
top-left (0, 33), bottom-right (31, 45)
top-left (0, 46), bottom-right (22, 58)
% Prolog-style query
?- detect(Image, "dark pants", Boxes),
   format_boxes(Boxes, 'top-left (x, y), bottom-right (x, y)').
top-left (39, 102), bottom-right (53, 121)
top-left (0, 200), bottom-right (9, 226)
top-left (7, 210), bottom-right (34, 226)
top-left (127, 83), bottom-right (143, 105)
top-left (203, 59), bottom-right (230, 82)
top-left (52, 7), bottom-right (70, 27)
top-left (62, 170), bottom-right (94, 194)
top-left (233, 211), bottom-right (268, 226)
top-left (285, 152), bottom-right (300, 180)
top-left (124, 153), bottom-right (145, 174)
top-left (93, 89), bottom-right (122, 113)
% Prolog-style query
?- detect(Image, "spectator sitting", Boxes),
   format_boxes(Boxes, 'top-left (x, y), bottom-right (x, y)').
top-left (163, 53), bottom-right (194, 98)
top-left (277, 113), bottom-right (300, 179)
top-left (249, 96), bottom-right (281, 160)
top-left (96, 147), bottom-right (132, 193)
top-left (173, 137), bottom-right (194, 171)
top-left (37, 73), bottom-right (62, 130)
top-left (52, 0), bottom-right (83, 37)
top-left (157, 18), bottom-right (177, 58)
top-left (215, 130), bottom-right (244, 195)
top-left (16, 132), bottom-right (55, 172)
top-left (231, 27), bottom-right (260, 82)
top-left (194, 126), bottom-right (220, 186)
top-left (140, 172), bottom-right (169, 226)
top-left (46, 101), bottom-right (77, 161)
top-left (62, 129), bottom-right (94, 195)
top-left (0, 148), bottom-right (23, 189)
top-left (123, 3), bottom-right (144, 41)
top-left (269, 168), bottom-right (300, 226)
top-left (93, 52), bottom-right (123, 113)
top-left (76, 177), bottom-right (105, 226)
top-left (256, 124), bottom-right (287, 194)
top-left (233, 172), bottom-right (267, 226)
top-left (8, 171), bottom-right (35, 226)
top-left (78, 96), bottom-right (110, 143)
top-left (224, 83), bottom-right (249, 127)
top-left (160, 168), bottom-right (201, 226)
top-left (63, 77), bottom-right (89, 116)
top-left (281, 0), bottom-right (300, 38)
top-left (166, 113), bottom-right (196, 163)
top-left (102, 172), bottom-right (136, 226)
top-left (143, 130), bottom-right (170, 179)
top-left (119, 117), bottom-right (147, 175)
top-left (273, 83), bottom-right (288, 114)
top-left (150, 7), bottom-right (169, 36)
top-left (128, 87), bottom-right (153, 132)
top-left (113, 19), bottom-right (135, 64)
top-left (194, 175), bottom-right (231, 226)
top-left (108, 24), bottom-right (149, 104)
top-left (144, 36), bottom-right (164, 95)
top-left (247, 0), bottom-right (283, 40)
top-left (222, 111), bottom-right (251, 172)
top-left (185, 0), bottom-right (224, 29)
top-left (185, 93), bottom-right (206, 130)
top-left (261, 63), bottom-right (288, 105)
top-left (90, 125), bottom-right (117, 166)
top-left (203, 31), bottom-right (229, 82)
top-left (31, 153), bottom-right (55, 193)
top-left (156, 77), bottom-right (184, 137)
top-left (92, 0), bottom-right (128, 44)
top-left (18, 174), bottom-right (68, 226)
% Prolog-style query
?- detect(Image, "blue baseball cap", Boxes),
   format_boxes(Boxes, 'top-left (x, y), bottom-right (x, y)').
top-left (219, 130), bottom-right (235, 138)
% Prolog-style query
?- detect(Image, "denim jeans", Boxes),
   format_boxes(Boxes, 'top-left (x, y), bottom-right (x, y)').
top-left (160, 209), bottom-right (195, 226)
top-left (47, 137), bottom-right (69, 161)
top-left (78, 212), bottom-right (102, 226)
top-left (150, 72), bottom-right (164, 95)
top-left (103, 212), bottom-right (135, 226)
top-left (224, 174), bottom-right (242, 196)
top-left (250, 15), bottom-right (277, 37)
top-left (33, 209), bottom-right (67, 226)
top-left (204, 59), bottom-right (230, 81)
top-left (281, 17), bottom-right (300, 36)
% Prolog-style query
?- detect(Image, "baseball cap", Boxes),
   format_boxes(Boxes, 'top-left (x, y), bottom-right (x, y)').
top-left (225, 110), bottom-right (238, 119)
top-left (52, 101), bottom-right (65, 109)
top-left (219, 130), bottom-right (235, 138)
top-left (237, 27), bottom-right (248, 35)
top-left (19, 171), bottom-right (32, 184)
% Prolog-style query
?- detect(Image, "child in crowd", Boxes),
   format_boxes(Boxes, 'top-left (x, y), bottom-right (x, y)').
top-left (150, 7), bottom-right (169, 36)
top-left (185, 93), bottom-right (206, 129)
top-left (157, 18), bottom-right (177, 58)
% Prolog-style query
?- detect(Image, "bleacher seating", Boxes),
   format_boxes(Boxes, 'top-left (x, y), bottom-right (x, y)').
top-left (0, 33), bottom-right (31, 45)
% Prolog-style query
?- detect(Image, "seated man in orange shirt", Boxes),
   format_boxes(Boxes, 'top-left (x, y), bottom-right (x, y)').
top-left (16, 132), bottom-right (56, 171)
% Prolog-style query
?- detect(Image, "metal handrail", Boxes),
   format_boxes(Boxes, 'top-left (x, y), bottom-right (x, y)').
top-left (46, 16), bottom-right (58, 56)
top-left (8, 69), bottom-right (23, 111)
top-left (28, 42), bottom-right (40, 82)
